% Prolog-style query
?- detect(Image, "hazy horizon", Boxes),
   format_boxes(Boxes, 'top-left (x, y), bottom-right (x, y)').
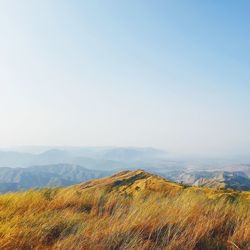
top-left (1, 1), bottom-right (250, 158)
top-left (0, 145), bottom-right (249, 161)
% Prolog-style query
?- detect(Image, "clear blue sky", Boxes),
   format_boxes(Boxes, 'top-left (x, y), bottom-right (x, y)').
top-left (0, 1), bottom-right (250, 157)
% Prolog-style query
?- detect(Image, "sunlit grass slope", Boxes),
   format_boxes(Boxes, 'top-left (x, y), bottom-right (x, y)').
top-left (0, 170), bottom-right (249, 250)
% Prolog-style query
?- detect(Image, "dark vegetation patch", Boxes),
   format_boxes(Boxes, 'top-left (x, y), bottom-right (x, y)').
top-left (111, 173), bottom-right (147, 189)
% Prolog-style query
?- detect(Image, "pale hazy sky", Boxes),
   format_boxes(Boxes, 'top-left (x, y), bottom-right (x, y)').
top-left (0, 1), bottom-right (250, 156)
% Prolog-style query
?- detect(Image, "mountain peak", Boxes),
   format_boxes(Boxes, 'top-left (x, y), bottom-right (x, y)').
top-left (77, 169), bottom-right (182, 195)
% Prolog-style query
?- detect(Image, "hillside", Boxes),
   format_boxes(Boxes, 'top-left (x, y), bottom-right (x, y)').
top-left (0, 170), bottom-right (249, 249)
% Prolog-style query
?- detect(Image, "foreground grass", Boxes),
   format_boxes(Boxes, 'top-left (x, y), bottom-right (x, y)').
top-left (0, 170), bottom-right (249, 250)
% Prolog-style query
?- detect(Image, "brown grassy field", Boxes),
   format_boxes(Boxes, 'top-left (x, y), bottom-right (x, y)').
top-left (0, 170), bottom-right (249, 250)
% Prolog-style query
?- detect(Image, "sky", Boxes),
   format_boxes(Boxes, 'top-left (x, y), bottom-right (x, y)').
top-left (0, 0), bottom-right (250, 157)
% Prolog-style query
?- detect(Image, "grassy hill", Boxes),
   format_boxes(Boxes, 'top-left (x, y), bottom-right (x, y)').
top-left (0, 170), bottom-right (249, 250)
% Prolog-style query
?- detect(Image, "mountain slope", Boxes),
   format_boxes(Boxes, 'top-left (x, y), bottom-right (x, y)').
top-left (78, 170), bottom-right (182, 194)
top-left (0, 170), bottom-right (249, 250)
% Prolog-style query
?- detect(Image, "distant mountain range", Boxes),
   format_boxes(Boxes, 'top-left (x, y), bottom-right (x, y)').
top-left (0, 164), bottom-right (111, 193)
top-left (192, 171), bottom-right (250, 190)
top-left (0, 164), bottom-right (249, 193)
top-left (0, 147), bottom-right (249, 192)
top-left (160, 169), bottom-right (250, 191)
top-left (0, 147), bottom-right (167, 169)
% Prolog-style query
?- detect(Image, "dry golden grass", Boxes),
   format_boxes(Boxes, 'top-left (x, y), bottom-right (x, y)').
top-left (0, 170), bottom-right (249, 250)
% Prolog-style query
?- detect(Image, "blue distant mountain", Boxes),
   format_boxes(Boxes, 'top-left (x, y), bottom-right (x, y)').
top-left (0, 164), bottom-right (111, 193)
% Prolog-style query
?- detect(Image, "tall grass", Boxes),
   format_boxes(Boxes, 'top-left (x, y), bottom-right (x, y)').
top-left (0, 171), bottom-right (249, 249)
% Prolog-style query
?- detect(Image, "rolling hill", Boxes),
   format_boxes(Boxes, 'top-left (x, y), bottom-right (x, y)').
top-left (0, 170), bottom-right (249, 249)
